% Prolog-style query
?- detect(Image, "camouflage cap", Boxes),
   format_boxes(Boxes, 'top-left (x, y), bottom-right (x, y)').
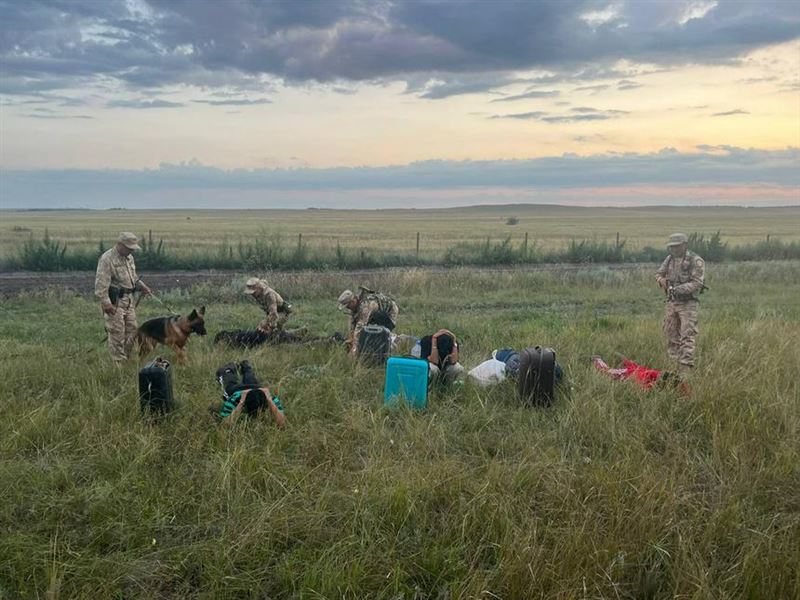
top-left (244, 277), bottom-right (264, 294)
top-left (337, 289), bottom-right (354, 310)
top-left (666, 233), bottom-right (688, 247)
top-left (118, 232), bottom-right (141, 250)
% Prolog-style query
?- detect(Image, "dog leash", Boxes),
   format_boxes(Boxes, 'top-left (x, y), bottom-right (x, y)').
top-left (148, 291), bottom-right (178, 314)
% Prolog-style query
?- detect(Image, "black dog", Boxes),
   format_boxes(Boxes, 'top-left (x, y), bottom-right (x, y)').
top-left (214, 328), bottom-right (345, 349)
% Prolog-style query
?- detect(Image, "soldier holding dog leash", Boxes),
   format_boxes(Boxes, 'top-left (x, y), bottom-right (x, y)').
top-left (94, 232), bottom-right (153, 363)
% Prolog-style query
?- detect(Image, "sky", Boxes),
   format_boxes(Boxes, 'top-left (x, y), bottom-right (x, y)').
top-left (1, 0), bottom-right (799, 209)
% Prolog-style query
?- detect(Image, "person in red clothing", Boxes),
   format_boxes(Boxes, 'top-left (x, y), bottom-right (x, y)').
top-left (593, 356), bottom-right (690, 396)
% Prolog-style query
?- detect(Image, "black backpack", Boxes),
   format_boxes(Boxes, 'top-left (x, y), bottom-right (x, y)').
top-left (517, 346), bottom-right (556, 407)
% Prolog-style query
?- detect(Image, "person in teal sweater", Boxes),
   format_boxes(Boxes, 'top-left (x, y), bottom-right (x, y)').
top-left (215, 361), bottom-right (286, 427)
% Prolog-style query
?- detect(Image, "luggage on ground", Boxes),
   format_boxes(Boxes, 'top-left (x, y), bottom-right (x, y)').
top-left (139, 357), bottom-right (175, 414)
top-left (517, 346), bottom-right (556, 406)
top-left (357, 324), bottom-right (391, 366)
top-left (384, 356), bottom-right (429, 409)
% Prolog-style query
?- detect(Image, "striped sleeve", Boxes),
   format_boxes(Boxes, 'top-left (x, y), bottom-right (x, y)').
top-left (219, 391), bottom-right (242, 418)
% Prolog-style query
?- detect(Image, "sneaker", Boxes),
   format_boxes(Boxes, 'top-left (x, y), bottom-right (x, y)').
top-left (215, 362), bottom-right (237, 379)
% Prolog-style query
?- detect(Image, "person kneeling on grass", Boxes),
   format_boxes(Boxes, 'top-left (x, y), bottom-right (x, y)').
top-left (421, 329), bottom-right (465, 386)
top-left (215, 360), bottom-right (287, 426)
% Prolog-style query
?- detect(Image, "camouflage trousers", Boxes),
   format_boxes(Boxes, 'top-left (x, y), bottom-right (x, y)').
top-left (104, 295), bottom-right (138, 362)
top-left (663, 300), bottom-right (699, 369)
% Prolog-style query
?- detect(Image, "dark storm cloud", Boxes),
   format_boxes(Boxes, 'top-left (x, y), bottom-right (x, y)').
top-left (1, 0), bottom-right (798, 96)
top-left (489, 111), bottom-right (549, 120)
top-left (491, 107), bottom-right (628, 123)
top-left (711, 109), bottom-right (750, 116)
top-left (191, 98), bottom-right (272, 106)
top-left (3, 146), bottom-right (798, 208)
top-left (409, 73), bottom-right (522, 99)
top-left (617, 79), bottom-right (643, 90)
top-left (542, 114), bottom-right (615, 123)
top-left (490, 90), bottom-right (561, 103)
top-left (22, 113), bottom-right (94, 119)
top-left (106, 99), bottom-right (184, 109)
top-left (574, 84), bottom-right (612, 93)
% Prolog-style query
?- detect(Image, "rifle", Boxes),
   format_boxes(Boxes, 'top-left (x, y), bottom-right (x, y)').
top-left (666, 281), bottom-right (710, 302)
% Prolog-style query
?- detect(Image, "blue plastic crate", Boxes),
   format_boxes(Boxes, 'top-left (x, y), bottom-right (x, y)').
top-left (384, 356), bottom-right (428, 409)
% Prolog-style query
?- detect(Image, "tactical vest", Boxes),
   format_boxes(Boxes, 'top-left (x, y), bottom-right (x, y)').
top-left (665, 250), bottom-right (704, 300)
top-left (666, 251), bottom-right (698, 285)
top-left (364, 292), bottom-right (394, 314)
top-left (351, 292), bottom-right (395, 329)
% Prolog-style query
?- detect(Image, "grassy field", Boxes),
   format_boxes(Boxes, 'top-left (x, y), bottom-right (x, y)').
top-left (2, 206), bottom-right (799, 263)
top-left (1, 263), bottom-right (798, 598)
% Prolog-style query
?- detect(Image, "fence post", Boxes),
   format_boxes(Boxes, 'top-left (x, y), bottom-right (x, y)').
top-left (766, 234), bottom-right (770, 242)
top-left (297, 233), bottom-right (302, 252)
top-left (523, 232), bottom-right (528, 256)
top-left (615, 232), bottom-right (620, 248)
top-left (416, 232), bottom-right (420, 258)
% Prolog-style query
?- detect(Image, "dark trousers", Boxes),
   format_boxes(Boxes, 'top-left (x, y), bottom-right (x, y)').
top-left (219, 363), bottom-right (261, 397)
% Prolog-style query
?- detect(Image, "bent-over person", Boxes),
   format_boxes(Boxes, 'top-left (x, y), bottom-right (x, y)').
top-left (244, 277), bottom-right (292, 334)
top-left (337, 287), bottom-right (399, 357)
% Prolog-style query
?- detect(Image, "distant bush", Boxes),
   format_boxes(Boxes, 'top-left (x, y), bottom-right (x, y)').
top-left (688, 231), bottom-right (727, 262)
top-left (10, 229), bottom-right (97, 271)
top-left (506, 216), bottom-right (519, 226)
top-left (728, 238), bottom-right (800, 261)
top-left (2, 231), bottom-right (799, 272)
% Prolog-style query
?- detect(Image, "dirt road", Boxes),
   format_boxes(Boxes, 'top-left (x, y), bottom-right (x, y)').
top-left (0, 263), bottom-right (656, 297)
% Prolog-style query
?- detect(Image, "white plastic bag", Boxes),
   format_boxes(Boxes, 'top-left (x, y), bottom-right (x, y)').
top-left (468, 358), bottom-right (507, 387)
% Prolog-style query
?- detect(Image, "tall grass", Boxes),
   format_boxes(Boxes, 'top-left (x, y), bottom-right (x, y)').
top-left (0, 264), bottom-right (798, 598)
top-left (5, 231), bottom-right (799, 272)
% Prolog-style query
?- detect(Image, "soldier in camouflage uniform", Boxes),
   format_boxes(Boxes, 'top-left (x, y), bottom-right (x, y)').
top-left (655, 233), bottom-right (706, 372)
top-left (94, 232), bottom-right (151, 363)
top-left (338, 287), bottom-right (399, 357)
top-left (244, 277), bottom-right (292, 333)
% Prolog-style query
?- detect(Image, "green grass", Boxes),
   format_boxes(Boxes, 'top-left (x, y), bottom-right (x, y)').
top-left (2, 205), bottom-right (799, 265)
top-left (1, 264), bottom-right (799, 598)
top-left (4, 224), bottom-right (800, 272)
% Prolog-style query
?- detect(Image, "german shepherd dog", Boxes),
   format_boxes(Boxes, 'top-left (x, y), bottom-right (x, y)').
top-left (137, 306), bottom-right (206, 363)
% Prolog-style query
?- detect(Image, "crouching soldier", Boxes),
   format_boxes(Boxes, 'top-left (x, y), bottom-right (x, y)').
top-left (244, 277), bottom-right (292, 334)
top-left (215, 360), bottom-right (287, 426)
top-left (338, 286), bottom-right (399, 358)
top-left (421, 329), bottom-right (465, 385)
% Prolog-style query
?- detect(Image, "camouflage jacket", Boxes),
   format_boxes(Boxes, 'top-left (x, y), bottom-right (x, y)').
top-left (253, 286), bottom-right (286, 329)
top-left (350, 292), bottom-right (399, 343)
top-left (656, 250), bottom-right (705, 301)
top-left (94, 247), bottom-right (142, 304)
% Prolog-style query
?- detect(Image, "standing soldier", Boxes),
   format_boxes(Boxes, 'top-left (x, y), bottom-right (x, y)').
top-left (338, 286), bottom-right (399, 358)
top-left (656, 233), bottom-right (706, 373)
top-left (244, 277), bottom-right (292, 334)
top-left (95, 232), bottom-right (151, 363)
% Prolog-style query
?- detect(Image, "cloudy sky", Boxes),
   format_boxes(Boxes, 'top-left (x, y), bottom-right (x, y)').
top-left (1, 0), bottom-right (799, 208)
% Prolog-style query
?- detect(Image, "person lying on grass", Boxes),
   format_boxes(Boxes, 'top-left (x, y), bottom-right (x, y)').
top-left (215, 360), bottom-right (287, 426)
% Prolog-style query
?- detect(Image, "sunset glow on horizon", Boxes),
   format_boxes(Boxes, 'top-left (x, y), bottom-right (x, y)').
top-left (1, 1), bottom-right (798, 208)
